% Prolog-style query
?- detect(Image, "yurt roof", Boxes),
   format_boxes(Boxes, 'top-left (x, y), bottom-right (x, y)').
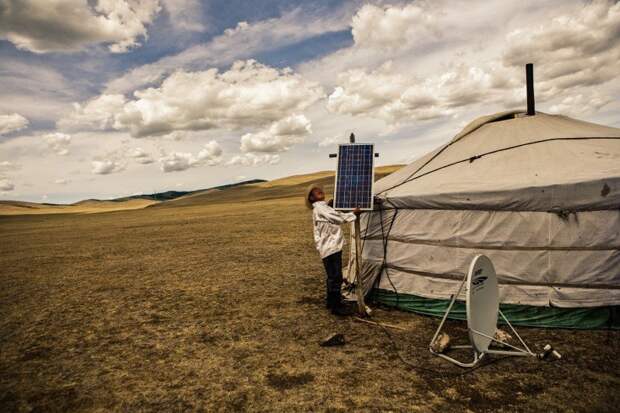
top-left (375, 112), bottom-right (620, 211)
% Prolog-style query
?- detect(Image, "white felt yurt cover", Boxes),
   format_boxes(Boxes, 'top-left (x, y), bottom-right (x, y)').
top-left (351, 111), bottom-right (620, 308)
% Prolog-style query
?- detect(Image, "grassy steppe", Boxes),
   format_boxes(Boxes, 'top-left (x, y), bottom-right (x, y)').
top-left (1, 167), bottom-right (618, 412)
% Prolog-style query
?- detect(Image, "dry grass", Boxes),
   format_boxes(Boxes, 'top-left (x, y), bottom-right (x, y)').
top-left (1, 171), bottom-right (619, 412)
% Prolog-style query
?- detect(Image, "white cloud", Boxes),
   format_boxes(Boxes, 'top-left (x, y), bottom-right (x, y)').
top-left (104, 7), bottom-right (351, 94)
top-left (162, 131), bottom-right (188, 141)
top-left (58, 94), bottom-right (126, 131)
top-left (54, 178), bottom-right (70, 185)
top-left (158, 152), bottom-right (196, 172)
top-left (548, 92), bottom-right (613, 117)
top-left (240, 114), bottom-right (312, 153)
top-left (92, 159), bottom-right (126, 175)
top-left (351, 3), bottom-right (440, 50)
top-left (326, 63), bottom-right (502, 124)
top-left (0, 113), bottom-right (29, 135)
top-left (158, 140), bottom-right (223, 172)
top-left (317, 1), bottom-right (620, 127)
top-left (64, 60), bottom-right (324, 138)
top-left (161, 0), bottom-right (205, 32)
top-left (0, 0), bottom-right (161, 54)
top-left (0, 161), bottom-right (20, 172)
top-left (128, 147), bottom-right (154, 164)
top-left (0, 59), bottom-right (76, 125)
top-left (0, 178), bottom-right (15, 191)
top-left (502, 0), bottom-right (620, 95)
top-left (318, 134), bottom-right (349, 147)
top-left (196, 141), bottom-right (223, 165)
top-left (227, 153), bottom-right (280, 167)
top-left (43, 132), bottom-right (72, 156)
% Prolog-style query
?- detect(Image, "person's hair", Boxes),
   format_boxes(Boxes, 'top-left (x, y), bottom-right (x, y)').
top-left (308, 188), bottom-right (317, 204)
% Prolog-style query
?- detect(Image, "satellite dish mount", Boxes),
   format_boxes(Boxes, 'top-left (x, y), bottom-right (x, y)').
top-left (429, 255), bottom-right (536, 367)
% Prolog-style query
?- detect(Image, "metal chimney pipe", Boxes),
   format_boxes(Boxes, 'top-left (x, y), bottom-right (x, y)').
top-left (526, 63), bottom-right (535, 116)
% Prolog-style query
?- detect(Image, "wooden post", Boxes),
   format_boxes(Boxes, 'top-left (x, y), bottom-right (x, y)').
top-left (354, 215), bottom-right (366, 315)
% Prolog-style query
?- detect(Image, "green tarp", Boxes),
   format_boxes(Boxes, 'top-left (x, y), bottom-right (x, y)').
top-left (372, 289), bottom-right (620, 329)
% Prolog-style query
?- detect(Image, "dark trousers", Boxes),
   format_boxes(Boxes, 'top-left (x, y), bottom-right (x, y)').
top-left (322, 251), bottom-right (343, 296)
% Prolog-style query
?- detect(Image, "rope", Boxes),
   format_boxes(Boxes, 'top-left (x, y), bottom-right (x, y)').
top-left (377, 198), bottom-right (400, 306)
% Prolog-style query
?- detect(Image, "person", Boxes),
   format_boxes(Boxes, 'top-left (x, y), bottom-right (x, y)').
top-left (305, 183), bottom-right (359, 315)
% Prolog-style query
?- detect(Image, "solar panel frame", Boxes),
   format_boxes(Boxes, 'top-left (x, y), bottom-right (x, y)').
top-left (333, 143), bottom-right (375, 211)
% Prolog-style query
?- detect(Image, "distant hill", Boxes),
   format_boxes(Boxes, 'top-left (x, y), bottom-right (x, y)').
top-left (0, 167), bottom-right (404, 215)
top-left (153, 165), bottom-right (404, 209)
top-left (115, 179), bottom-right (267, 202)
top-left (0, 198), bottom-right (158, 215)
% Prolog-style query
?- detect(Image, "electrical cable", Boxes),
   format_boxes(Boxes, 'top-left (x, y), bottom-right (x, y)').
top-left (377, 198), bottom-right (400, 306)
top-left (376, 320), bottom-right (516, 380)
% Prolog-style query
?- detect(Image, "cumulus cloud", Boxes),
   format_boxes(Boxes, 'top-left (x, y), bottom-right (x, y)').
top-left (0, 0), bottom-right (161, 54)
top-left (0, 113), bottom-right (29, 135)
top-left (158, 152), bottom-right (196, 172)
top-left (502, 0), bottom-right (620, 96)
top-left (128, 147), bottom-right (154, 164)
top-left (43, 132), bottom-right (71, 156)
top-left (92, 159), bottom-right (126, 175)
top-left (0, 178), bottom-right (14, 191)
top-left (240, 114), bottom-right (311, 153)
top-left (158, 141), bottom-right (223, 172)
top-left (62, 60), bottom-right (324, 138)
top-left (321, 1), bottom-right (620, 125)
top-left (326, 63), bottom-right (507, 124)
top-left (351, 3), bottom-right (440, 50)
top-left (57, 94), bottom-right (126, 131)
top-left (196, 141), bottom-right (223, 165)
top-left (104, 7), bottom-right (351, 94)
top-left (227, 153), bottom-right (280, 166)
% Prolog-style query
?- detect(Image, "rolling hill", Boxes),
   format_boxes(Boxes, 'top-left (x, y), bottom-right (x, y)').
top-left (0, 166), bottom-right (402, 215)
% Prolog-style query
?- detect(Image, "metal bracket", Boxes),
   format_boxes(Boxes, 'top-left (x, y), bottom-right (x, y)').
top-left (428, 273), bottom-right (536, 368)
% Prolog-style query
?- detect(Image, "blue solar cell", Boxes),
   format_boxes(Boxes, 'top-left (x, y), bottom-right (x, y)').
top-left (334, 144), bottom-right (374, 210)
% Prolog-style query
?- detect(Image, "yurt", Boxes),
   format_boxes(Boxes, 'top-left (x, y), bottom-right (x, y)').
top-left (349, 110), bottom-right (620, 328)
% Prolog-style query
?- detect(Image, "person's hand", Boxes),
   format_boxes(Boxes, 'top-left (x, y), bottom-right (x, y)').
top-left (353, 207), bottom-right (361, 215)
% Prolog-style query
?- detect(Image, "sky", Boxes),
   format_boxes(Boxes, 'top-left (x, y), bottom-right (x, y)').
top-left (0, 0), bottom-right (619, 203)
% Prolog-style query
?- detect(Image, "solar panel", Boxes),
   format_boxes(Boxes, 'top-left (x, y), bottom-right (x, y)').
top-left (334, 143), bottom-right (374, 210)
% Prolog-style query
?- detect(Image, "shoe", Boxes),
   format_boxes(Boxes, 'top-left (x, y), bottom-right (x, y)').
top-left (331, 303), bottom-right (353, 316)
top-left (330, 294), bottom-right (353, 316)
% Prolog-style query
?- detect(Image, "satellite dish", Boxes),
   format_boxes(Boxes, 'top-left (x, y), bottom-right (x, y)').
top-left (466, 255), bottom-right (499, 353)
top-left (429, 254), bottom-right (537, 368)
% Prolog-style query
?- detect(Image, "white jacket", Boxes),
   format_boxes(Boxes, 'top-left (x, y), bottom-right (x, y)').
top-left (312, 201), bottom-right (357, 259)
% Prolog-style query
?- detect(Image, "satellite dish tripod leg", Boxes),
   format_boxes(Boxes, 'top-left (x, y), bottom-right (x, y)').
top-left (429, 276), bottom-right (535, 367)
top-left (429, 274), bottom-right (484, 367)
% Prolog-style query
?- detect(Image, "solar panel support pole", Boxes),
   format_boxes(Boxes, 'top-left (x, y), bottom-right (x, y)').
top-left (349, 131), bottom-right (368, 315)
top-left (353, 215), bottom-right (367, 316)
